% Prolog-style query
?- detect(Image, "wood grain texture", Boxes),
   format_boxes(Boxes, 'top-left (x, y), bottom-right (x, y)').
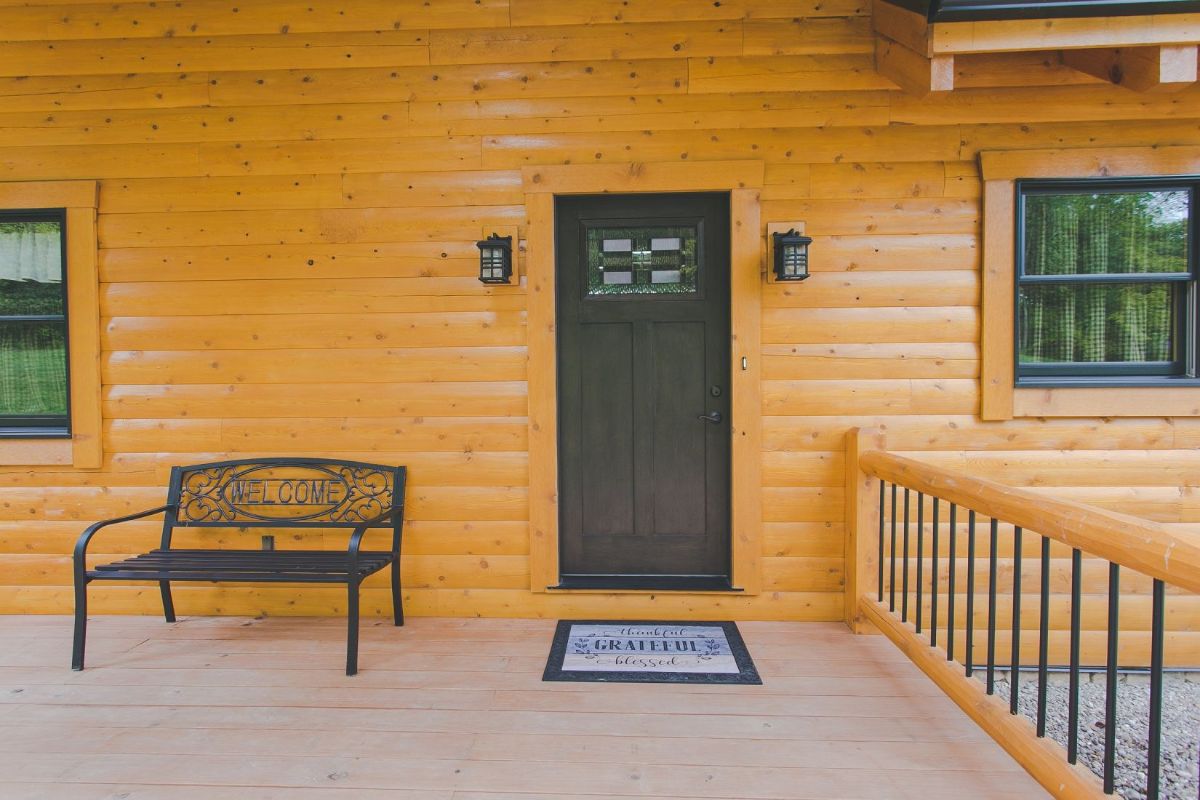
top-left (980, 179), bottom-right (1014, 421)
top-left (0, 615), bottom-right (1047, 797)
top-left (1062, 45), bottom-right (1198, 93)
top-left (731, 188), bottom-right (764, 594)
top-left (980, 144), bottom-right (1200, 181)
top-left (65, 206), bottom-right (103, 469)
top-left (524, 191), bottom-right (556, 593)
top-left (844, 427), bottom-right (884, 632)
top-left (862, 599), bottom-right (1105, 799)
top-left (0, 0), bottom-right (1197, 629)
top-left (930, 13), bottom-right (1200, 55)
top-left (875, 36), bottom-right (955, 96)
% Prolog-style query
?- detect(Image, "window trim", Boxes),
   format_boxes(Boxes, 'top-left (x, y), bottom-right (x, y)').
top-left (980, 145), bottom-right (1200, 419)
top-left (0, 207), bottom-right (72, 436)
top-left (0, 181), bottom-right (100, 466)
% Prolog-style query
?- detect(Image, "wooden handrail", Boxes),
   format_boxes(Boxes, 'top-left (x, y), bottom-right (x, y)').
top-left (860, 449), bottom-right (1200, 595)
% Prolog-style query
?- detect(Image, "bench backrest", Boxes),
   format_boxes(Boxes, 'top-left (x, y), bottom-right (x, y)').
top-left (164, 458), bottom-right (406, 538)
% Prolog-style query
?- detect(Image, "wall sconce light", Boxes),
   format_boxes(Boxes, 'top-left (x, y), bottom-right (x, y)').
top-left (772, 229), bottom-right (812, 282)
top-left (476, 233), bottom-right (513, 285)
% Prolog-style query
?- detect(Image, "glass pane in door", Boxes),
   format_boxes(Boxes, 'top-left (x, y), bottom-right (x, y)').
top-left (585, 225), bottom-right (699, 296)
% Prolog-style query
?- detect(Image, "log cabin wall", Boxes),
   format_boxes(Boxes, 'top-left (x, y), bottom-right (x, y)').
top-left (0, 0), bottom-right (1198, 653)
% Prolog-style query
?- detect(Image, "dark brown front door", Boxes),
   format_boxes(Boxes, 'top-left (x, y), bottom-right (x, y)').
top-left (555, 192), bottom-right (731, 590)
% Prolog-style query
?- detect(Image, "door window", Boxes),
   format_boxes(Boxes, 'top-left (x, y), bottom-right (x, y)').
top-left (585, 224), bottom-right (699, 296)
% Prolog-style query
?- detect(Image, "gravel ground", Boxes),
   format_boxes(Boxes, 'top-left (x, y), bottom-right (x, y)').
top-left (990, 672), bottom-right (1200, 800)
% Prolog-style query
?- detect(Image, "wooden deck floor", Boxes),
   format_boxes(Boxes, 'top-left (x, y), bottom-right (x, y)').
top-left (0, 616), bottom-right (1047, 799)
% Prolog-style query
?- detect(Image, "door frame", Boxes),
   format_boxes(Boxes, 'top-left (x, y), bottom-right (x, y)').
top-left (524, 161), bottom-right (765, 594)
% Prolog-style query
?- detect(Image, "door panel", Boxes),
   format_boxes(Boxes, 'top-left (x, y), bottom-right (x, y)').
top-left (556, 192), bottom-right (731, 586)
top-left (579, 323), bottom-right (634, 539)
top-left (651, 321), bottom-right (707, 537)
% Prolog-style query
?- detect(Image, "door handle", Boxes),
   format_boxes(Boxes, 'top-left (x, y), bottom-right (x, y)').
top-left (697, 411), bottom-right (723, 424)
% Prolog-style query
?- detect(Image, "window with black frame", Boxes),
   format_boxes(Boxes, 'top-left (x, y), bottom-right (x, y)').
top-left (0, 210), bottom-right (69, 435)
top-left (1016, 179), bottom-right (1196, 384)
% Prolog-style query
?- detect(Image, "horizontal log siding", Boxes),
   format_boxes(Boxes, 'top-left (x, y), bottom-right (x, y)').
top-left (0, 1), bottom-right (1197, 652)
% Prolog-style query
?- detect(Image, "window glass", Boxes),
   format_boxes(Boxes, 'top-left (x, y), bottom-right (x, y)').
top-left (585, 225), bottom-right (699, 296)
top-left (1023, 190), bottom-right (1189, 277)
top-left (0, 215), bottom-right (68, 426)
top-left (1017, 185), bottom-right (1193, 379)
top-left (1018, 283), bottom-right (1174, 365)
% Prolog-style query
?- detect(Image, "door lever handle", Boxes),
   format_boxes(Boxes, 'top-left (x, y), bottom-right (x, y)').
top-left (697, 411), bottom-right (723, 424)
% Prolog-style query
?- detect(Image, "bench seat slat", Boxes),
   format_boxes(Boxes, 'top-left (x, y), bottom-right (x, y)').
top-left (87, 571), bottom-right (388, 583)
top-left (95, 550), bottom-right (392, 562)
top-left (89, 549), bottom-right (394, 580)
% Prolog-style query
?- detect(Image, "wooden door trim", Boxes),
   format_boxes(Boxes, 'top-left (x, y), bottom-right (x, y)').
top-left (525, 161), bottom-right (764, 594)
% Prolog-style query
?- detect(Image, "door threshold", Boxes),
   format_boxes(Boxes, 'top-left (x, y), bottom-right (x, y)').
top-left (553, 575), bottom-right (737, 591)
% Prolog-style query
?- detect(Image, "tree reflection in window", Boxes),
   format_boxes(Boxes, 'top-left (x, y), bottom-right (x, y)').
top-left (1018, 186), bottom-right (1191, 379)
top-left (0, 216), bottom-right (68, 427)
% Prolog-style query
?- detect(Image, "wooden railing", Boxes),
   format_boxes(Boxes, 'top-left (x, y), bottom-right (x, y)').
top-left (844, 427), bottom-right (1200, 800)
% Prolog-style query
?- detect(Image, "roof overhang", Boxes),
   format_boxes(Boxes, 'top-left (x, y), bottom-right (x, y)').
top-left (874, 0), bottom-right (1200, 94)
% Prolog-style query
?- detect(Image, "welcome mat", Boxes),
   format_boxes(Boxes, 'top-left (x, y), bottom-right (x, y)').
top-left (542, 620), bottom-right (761, 684)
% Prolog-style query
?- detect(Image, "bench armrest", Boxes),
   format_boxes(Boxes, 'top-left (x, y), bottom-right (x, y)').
top-left (346, 507), bottom-right (404, 573)
top-left (73, 505), bottom-right (176, 572)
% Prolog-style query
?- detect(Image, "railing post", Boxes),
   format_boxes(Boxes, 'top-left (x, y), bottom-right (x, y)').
top-left (845, 426), bottom-right (886, 634)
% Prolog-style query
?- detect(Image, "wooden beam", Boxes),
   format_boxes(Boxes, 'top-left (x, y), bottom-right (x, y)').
top-left (525, 192), bottom-right (558, 593)
top-left (980, 179), bottom-right (1014, 421)
top-left (0, 179), bottom-right (97, 208)
top-left (871, 0), bottom-right (931, 57)
top-left (980, 144), bottom-right (1200, 181)
top-left (66, 205), bottom-right (102, 469)
top-left (875, 35), bottom-right (955, 96)
top-left (844, 427), bottom-right (885, 633)
top-left (1014, 386), bottom-right (1200, 417)
top-left (729, 188), bottom-right (764, 595)
top-left (1063, 45), bottom-right (1198, 92)
top-left (0, 440), bottom-right (71, 467)
top-left (930, 13), bottom-right (1200, 55)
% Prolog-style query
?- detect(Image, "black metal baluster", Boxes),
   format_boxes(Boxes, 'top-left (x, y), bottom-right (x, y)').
top-left (1010, 526), bottom-right (1022, 715)
top-left (987, 517), bottom-right (998, 695)
top-left (965, 509), bottom-right (976, 677)
top-left (890, 483), bottom-right (898, 613)
top-left (1104, 562), bottom-right (1120, 795)
top-left (877, 480), bottom-right (885, 603)
top-left (947, 503), bottom-right (957, 662)
top-left (916, 493), bottom-right (925, 634)
top-left (931, 498), bottom-right (940, 649)
top-left (902, 488), bottom-right (911, 623)
top-left (1037, 535), bottom-right (1050, 738)
top-left (1068, 547), bottom-right (1082, 765)
top-left (1147, 578), bottom-right (1165, 800)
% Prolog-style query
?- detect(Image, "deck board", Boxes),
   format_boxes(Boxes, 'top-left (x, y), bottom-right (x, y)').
top-left (0, 616), bottom-right (1049, 799)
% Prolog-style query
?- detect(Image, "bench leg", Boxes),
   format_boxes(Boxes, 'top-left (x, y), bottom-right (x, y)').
top-left (71, 578), bottom-right (88, 671)
top-left (391, 558), bottom-right (403, 627)
top-left (346, 579), bottom-right (361, 676)
top-left (159, 580), bottom-right (176, 623)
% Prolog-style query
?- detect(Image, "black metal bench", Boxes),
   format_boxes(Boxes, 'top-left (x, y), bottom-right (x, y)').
top-left (72, 458), bottom-right (407, 675)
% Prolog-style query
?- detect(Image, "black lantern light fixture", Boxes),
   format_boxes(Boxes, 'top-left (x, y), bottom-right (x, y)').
top-left (772, 228), bottom-right (812, 282)
top-left (476, 233), bottom-right (513, 284)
